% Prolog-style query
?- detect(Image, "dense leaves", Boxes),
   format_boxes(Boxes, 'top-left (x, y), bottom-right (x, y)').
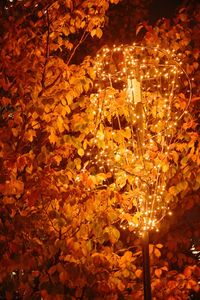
top-left (0, 0), bottom-right (200, 299)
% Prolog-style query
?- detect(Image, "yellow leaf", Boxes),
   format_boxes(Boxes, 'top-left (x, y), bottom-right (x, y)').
top-left (156, 244), bottom-right (163, 249)
top-left (104, 226), bottom-right (120, 244)
top-left (122, 269), bottom-right (130, 278)
top-left (55, 155), bottom-right (62, 165)
top-left (66, 92), bottom-right (73, 105)
top-left (65, 105), bottom-right (71, 114)
top-left (154, 248), bottom-right (161, 258)
top-left (74, 158), bottom-right (81, 170)
top-left (49, 129), bottom-right (58, 144)
top-left (26, 129), bottom-right (36, 142)
top-left (78, 148), bottom-right (84, 157)
top-left (61, 98), bottom-right (66, 106)
top-left (162, 163), bottom-right (169, 173)
top-left (96, 28), bottom-right (103, 38)
top-left (177, 181), bottom-right (188, 192)
top-left (123, 251), bottom-right (132, 260)
top-left (80, 21), bottom-right (86, 28)
top-left (88, 67), bottom-right (96, 80)
top-left (57, 116), bottom-right (64, 133)
top-left (83, 140), bottom-right (87, 150)
top-left (3, 197), bottom-right (15, 204)
top-left (149, 244), bottom-right (154, 255)
top-left (168, 186), bottom-right (178, 196)
top-left (66, 171), bottom-right (73, 181)
top-left (32, 111), bottom-right (39, 119)
top-left (91, 29), bottom-right (96, 38)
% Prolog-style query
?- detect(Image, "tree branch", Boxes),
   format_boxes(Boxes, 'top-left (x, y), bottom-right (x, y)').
top-left (40, 9), bottom-right (50, 96)
top-left (66, 30), bottom-right (89, 66)
top-left (191, 97), bottom-right (200, 102)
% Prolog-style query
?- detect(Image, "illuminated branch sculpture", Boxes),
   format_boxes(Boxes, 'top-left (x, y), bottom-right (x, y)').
top-left (83, 44), bottom-right (192, 299)
top-left (87, 45), bottom-right (191, 232)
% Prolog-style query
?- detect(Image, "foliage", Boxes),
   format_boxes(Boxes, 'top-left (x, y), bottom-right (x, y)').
top-left (0, 0), bottom-right (200, 299)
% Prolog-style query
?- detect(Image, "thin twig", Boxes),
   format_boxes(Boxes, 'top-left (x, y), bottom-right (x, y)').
top-left (40, 9), bottom-right (50, 95)
top-left (191, 97), bottom-right (200, 102)
top-left (66, 30), bottom-right (89, 66)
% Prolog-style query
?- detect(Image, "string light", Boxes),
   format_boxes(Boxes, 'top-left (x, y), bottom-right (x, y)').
top-left (85, 44), bottom-right (191, 234)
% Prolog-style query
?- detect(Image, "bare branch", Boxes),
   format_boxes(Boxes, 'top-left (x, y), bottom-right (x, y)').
top-left (66, 30), bottom-right (89, 66)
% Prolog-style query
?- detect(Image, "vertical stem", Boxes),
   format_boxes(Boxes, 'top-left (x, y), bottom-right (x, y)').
top-left (130, 74), bottom-right (152, 299)
top-left (142, 231), bottom-right (152, 300)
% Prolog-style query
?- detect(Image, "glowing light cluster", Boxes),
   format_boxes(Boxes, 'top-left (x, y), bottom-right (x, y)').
top-left (85, 44), bottom-right (191, 234)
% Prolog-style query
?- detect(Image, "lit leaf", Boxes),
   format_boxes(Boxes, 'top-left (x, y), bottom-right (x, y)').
top-left (104, 226), bottom-right (120, 244)
top-left (74, 158), bottom-right (81, 170)
top-left (156, 244), bottom-right (163, 249)
top-left (154, 248), bottom-right (161, 258)
top-left (91, 29), bottom-right (96, 37)
top-left (3, 197), bottom-right (15, 205)
top-left (149, 244), bottom-right (154, 255)
top-left (155, 268), bottom-right (162, 278)
top-left (49, 129), bottom-right (58, 144)
top-left (78, 148), bottom-right (84, 157)
top-left (96, 28), bottom-right (103, 38)
top-left (26, 129), bottom-right (36, 142)
top-left (135, 269), bottom-right (142, 278)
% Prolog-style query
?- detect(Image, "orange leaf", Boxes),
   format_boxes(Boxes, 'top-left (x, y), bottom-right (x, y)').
top-left (154, 248), bottom-right (161, 258)
top-left (149, 244), bottom-right (154, 255)
top-left (156, 244), bottom-right (163, 249)
top-left (167, 280), bottom-right (178, 290)
top-left (59, 271), bottom-right (68, 283)
top-left (78, 148), bottom-right (84, 157)
top-left (155, 268), bottom-right (162, 278)
top-left (48, 265), bottom-right (57, 275)
top-left (135, 269), bottom-right (142, 278)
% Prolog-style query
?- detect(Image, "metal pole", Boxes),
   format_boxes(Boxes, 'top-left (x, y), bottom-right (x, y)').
top-left (130, 75), bottom-right (152, 300)
top-left (142, 231), bottom-right (152, 300)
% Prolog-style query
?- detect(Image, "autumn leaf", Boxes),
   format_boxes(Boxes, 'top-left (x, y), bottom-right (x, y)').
top-left (96, 28), bottom-right (103, 38)
top-left (156, 244), bottom-right (163, 249)
top-left (154, 248), bottom-right (161, 258)
top-left (49, 129), bottom-right (58, 144)
top-left (3, 197), bottom-right (15, 205)
top-left (135, 269), bottom-right (142, 278)
top-left (25, 129), bottom-right (36, 142)
top-left (48, 265), bottom-right (57, 275)
top-left (149, 244), bottom-right (154, 255)
top-left (155, 268), bottom-right (162, 278)
top-left (78, 148), bottom-right (84, 157)
top-left (104, 226), bottom-right (120, 244)
top-left (59, 271), bottom-right (68, 284)
top-left (167, 280), bottom-right (178, 290)
top-left (74, 158), bottom-right (81, 170)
